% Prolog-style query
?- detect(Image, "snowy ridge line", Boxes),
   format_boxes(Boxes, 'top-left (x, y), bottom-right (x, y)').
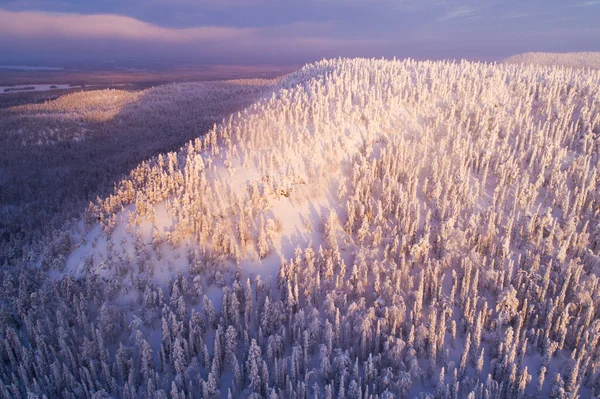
top-left (67, 58), bottom-right (421, 279)
top-left (504, 51), bottom-right (600, 70)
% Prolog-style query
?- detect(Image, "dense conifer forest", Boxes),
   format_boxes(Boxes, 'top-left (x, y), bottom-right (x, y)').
top-left (0, 80), bottom-right (274, 265)
top-left (1, 57), bottom-right (599, 398)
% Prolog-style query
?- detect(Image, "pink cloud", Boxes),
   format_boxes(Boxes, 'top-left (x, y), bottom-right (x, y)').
top-left (0, 10), bottom-right (254, 42)
top-left (0, 9), bottom-right (390, 64)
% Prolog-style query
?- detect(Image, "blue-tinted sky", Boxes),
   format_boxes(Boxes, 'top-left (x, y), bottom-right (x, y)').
top-left (0, 0), bottom-right (599, 66)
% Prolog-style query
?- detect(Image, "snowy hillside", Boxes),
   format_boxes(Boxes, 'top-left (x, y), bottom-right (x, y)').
top-left (3, 80), bottom-right (274, 146)
top-left (3, 58), bottom-right (600, 398)
top-left (0, 79), bottom-right (274, 269)
top-left (505, 52), bottom-right (600, 70)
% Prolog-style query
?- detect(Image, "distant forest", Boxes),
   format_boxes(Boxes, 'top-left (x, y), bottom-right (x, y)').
top-left (0, 80), bottom-right (275, 265)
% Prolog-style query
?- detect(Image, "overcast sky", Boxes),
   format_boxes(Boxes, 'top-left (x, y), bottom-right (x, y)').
top-left (0, 0), bottom-right (599, 66)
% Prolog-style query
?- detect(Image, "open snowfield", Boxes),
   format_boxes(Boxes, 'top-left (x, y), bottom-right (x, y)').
top-left (0, 83), bottom-right (73, 94)
top-left (1, 57), bottom-right (600, 398)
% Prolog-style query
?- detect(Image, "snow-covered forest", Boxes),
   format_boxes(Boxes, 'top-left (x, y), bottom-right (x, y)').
top-left (2, 58), bottom-right (600, 398)
top-left (0, 80), bottom-right (274, 265)
top-left (504, 52), bottom-right (600, 70)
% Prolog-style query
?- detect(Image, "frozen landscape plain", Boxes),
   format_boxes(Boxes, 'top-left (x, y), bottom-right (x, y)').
top-left (0, 53), bottom-right (599, 398)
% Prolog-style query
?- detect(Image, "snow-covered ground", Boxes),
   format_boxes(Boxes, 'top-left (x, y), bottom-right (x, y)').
top-left (0, 83), bottom-right (74, 94)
